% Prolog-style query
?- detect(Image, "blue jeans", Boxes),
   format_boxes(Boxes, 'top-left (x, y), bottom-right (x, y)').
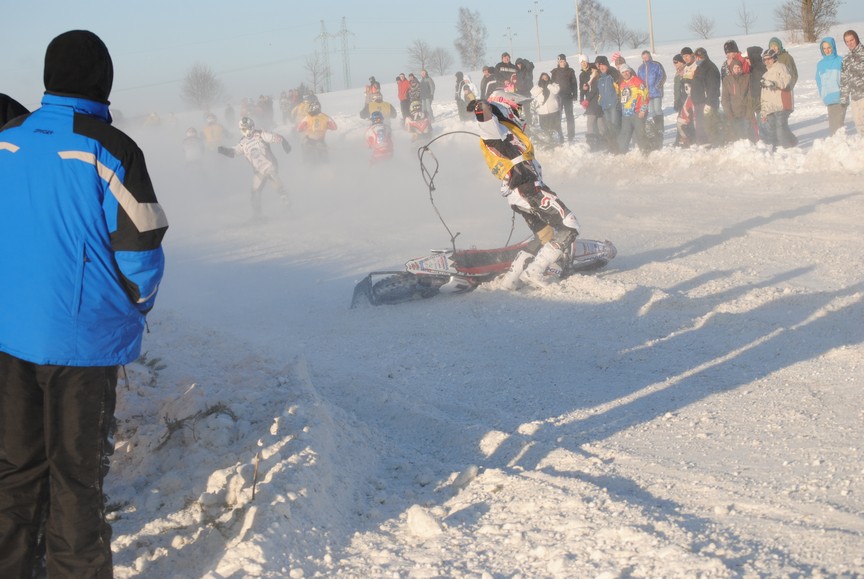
top-left (602, 106), bottom-right (621, 151)
top-left (761, 111), bottom-right (796, 149)
top-left (618, 115), bottom-right (645, 153)
top-left (422, 98), bottom-right (434, 121)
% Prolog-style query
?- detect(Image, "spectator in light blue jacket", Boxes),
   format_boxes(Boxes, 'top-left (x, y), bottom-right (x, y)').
top-left (637, 51), bottom-right (666, 129)
top-left (816, 36), bottom-right (847, 135)
top-left (638, 50), bottom-right (667, 150)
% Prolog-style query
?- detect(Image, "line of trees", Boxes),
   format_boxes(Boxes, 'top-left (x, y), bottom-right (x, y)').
top-left (181, 0), bottom-right (843, 108)
top-left (408, 40), bottom-right (454, 76)
top-left (566, 0), bottom-right (649, 53)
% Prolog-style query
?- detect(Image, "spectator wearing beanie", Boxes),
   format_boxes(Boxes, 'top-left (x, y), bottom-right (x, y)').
top-left (721, 40), bottom-right (750, 80)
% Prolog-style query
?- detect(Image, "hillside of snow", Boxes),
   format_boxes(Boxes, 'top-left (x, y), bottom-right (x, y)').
top-left (107, 28), bottom-right (863, 578)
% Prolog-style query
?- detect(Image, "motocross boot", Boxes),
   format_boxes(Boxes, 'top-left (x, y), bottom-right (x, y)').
top-left (499, 250), bottom-right (532, 290)
top-left (520, 243), bottom-right (563, 289)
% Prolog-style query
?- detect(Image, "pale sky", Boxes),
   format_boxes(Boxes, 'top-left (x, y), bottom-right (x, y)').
top-left (2, 0), bottom-right (862, 116)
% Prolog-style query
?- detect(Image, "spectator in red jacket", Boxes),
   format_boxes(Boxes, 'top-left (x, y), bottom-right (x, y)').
top-left (396, 73), bottom-right (411, 119)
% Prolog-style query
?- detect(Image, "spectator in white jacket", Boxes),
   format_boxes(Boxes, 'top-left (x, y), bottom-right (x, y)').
top-left (759, 48), bottom-right (796, 150)
top-left (530, 72), bottom-right (563, 143)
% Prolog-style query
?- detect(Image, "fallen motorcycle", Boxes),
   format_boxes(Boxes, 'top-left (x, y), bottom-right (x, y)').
top-left (350, 236), bottom-right (616, 308)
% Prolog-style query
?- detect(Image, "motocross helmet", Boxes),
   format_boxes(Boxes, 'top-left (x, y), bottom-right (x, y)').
top-left (308, 101), bottom-right (321, 115)
top-left (185, 127), bottom-right (198, 138)
top-left (410, 101), bottom-right (422, 113)
top-left (206, 113), bottom-right (217, 124)
top-left (370, 111), bottom-right (384, 124)
top-left (486, 90), bottom-right (528, 130)
top-left (239, 116), bottom-right (255, 136)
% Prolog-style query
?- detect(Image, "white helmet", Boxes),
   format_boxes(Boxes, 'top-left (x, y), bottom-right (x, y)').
top-left (239, 116), bottom-right (255, 136)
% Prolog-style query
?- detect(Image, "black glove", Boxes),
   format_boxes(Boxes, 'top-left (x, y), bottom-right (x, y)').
top-left (282, 140), bottom-right (292, 154)
top-left (471, 100), bottom-right (492, 122)
top-left (217, 146), bottom-right (234, 158)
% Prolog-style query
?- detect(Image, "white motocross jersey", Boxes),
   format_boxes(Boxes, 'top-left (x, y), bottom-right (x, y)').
top-left (232, 130), bottom-right (283, 174)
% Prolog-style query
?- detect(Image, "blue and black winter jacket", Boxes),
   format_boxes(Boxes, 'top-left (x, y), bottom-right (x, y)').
top-left (0, 31), bottom-right (167, 366)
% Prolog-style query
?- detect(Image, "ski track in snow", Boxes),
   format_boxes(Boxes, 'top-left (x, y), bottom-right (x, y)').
top-left (105, 28), bottom-right (864, 578)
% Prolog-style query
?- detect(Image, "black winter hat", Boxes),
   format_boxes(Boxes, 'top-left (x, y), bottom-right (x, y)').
top-left (672, 54), bottom-right (685, 64)
top-left (595, 55), bottom-right (610, 66)
top-left (44, 30), bottom-right (113, 104)
top-left (723, 40), bottom-right (740, 54)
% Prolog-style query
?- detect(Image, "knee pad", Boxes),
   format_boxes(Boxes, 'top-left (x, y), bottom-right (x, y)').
top-left (550, 228), bottom-right (577, 250)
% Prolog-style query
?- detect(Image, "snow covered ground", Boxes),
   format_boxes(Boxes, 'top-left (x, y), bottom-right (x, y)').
top-left (107, 27), bottom-right (863, 578)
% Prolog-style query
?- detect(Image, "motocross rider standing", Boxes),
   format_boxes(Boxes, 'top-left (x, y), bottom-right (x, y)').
top-left (296, 100), bottom-right (338, 163)
top-left (218, 116), bottom-right (292, 219)
top-left (469, 98), bottom-right (581, 289)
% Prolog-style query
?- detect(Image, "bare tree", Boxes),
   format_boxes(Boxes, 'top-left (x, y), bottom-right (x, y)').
top-left (774, 1), bottom-right (800, 40)
top-left (569, 0), bottom-right (614, 54)
top-left (408, 40), bottom-right (434, 72)
top-left (689, 13), bottom-right (716, 39)
top-left (428, 48), bottom-right (454, 76)
top-left (453, 7), bottom-right (487, 70)
top-left (627, 30), bottom-right (650, 49)
top-left (304, 52), bottom-right (330, 94)
top-left (774, 0), bottom-right (840, 42)
top-left (737, 2), bottom-right (758, 35)
top-left (180, 63), bottom-right (224, 111)
top-left (606, 16), bottom-right (632, 51)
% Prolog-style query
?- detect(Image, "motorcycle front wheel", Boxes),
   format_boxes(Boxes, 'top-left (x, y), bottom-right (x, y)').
top-left (371, 273), bottom-right (449, 305)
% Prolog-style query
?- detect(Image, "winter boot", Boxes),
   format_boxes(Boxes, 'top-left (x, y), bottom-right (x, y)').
top-left (520, 243), bottom-right (564, 289)
top-left (499, 250), bottom-right (532, 290)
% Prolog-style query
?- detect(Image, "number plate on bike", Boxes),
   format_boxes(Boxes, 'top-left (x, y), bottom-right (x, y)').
top-left (406, 253), bottom-right (452, 274)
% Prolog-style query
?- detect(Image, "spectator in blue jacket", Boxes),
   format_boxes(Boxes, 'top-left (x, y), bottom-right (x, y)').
top-left (816, 36), bottom-right (847, 135)
top-left (595, 55), bottom-right (622, 153)
top-left (0, 30), bottom-right (168, 578)
top-left (637, 50), bottom-right (667, 149)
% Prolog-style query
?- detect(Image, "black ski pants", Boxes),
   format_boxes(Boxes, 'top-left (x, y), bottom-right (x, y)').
top-left (0, 352), bottom-right (117, 579)
top-left (560, 96), bottom-right (576, 141)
